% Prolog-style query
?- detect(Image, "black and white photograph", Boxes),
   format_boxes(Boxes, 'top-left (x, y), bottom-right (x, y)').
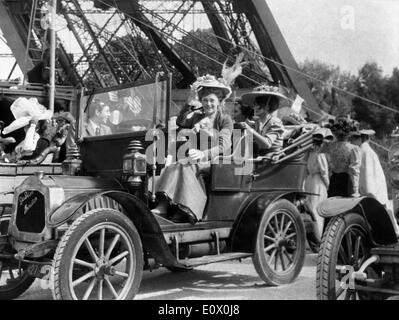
top-left (0, 0), bottom-right (399, 306)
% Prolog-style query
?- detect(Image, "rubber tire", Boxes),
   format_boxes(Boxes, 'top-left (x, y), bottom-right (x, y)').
top-left (316, 213), bottom-right (370, 300)
top-left (252, 199), bottom-right (306, 286)
top-left (0, 207), bottom-right (35, 300)
top-left (52, 208), bottom-right (144, 300)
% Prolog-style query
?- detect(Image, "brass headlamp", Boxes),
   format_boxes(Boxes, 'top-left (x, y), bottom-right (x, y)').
top-left (123, 140), bottom-right (147, 187)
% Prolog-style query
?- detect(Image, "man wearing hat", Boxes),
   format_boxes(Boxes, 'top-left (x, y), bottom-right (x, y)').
top-left (239, 84), bottom-right (287, 157)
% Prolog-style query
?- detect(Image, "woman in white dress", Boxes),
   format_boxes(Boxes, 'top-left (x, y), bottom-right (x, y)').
top-left (304, 129), bottom-right (332, 239)
top-left (359, 130), bottom-right (388, 205)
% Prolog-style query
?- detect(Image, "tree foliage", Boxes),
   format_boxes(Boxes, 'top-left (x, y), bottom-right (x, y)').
top-left (299, 59), bottom-right (356, 117)
top-left (299, 59), bottom-right (399, 138)
top-left (352, 62), bottom-right (399, 138)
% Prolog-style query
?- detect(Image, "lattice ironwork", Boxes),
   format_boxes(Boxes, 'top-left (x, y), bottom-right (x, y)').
top-left (0, 0), bottom-right (322, 116)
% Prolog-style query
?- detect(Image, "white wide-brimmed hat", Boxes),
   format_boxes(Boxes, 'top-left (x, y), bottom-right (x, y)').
top-left (191, 74), bottom-right (232, 101)
top-left (240, 84), bottom-right (289, 106)
top-left (3, 97), bottom-right (53, 135)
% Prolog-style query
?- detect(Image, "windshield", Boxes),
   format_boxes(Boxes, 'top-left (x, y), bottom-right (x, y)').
top-left (81, 81), bottom-right (168, 137)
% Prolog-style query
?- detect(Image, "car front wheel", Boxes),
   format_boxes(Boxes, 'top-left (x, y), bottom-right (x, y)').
top-left (52, 208), bottom-right (143, 300)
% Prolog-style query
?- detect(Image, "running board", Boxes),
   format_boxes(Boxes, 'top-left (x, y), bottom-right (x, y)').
top-left (180, 252), bottom-right (252, 267)
top-left (163, 227), bottom-right (231, 245)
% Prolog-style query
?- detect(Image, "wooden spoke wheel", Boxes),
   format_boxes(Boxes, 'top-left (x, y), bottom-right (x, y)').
top-left (316, 213), bottom-right (372, 300)
top-left (252, 199), bottom-right (306, 285)
top-left (52, 209), bottom-right (143, 300)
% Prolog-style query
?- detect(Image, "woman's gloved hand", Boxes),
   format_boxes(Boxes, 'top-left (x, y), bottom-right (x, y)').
top-left (188, 149), bottom-right (205, 161)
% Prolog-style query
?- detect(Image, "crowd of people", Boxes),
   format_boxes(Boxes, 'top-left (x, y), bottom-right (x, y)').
top-left (302, 117), bottom-right (399, 238)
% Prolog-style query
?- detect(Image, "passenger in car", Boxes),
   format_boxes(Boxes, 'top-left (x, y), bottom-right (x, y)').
top-left (20, 119), bottom-right (56, 161)
top-left (152, 74), bottom-right (234, 224)
top-left (52, 111), bottom-right (75, 162)
top-left (84, 101), bottom-right (112, 136)
top-left (239, 85), bottom-right (286, 157)
top-left (5, 120), bottom-right (40, 162)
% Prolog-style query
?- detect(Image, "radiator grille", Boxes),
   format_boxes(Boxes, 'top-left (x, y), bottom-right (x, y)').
top-left (16, 191), bottom-right (45, 233)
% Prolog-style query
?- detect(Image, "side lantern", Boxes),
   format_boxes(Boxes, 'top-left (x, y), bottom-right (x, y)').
top-left (123, 140), bottom-right (147, 187)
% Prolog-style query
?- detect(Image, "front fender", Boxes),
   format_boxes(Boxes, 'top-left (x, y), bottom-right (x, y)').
top-left (47, 191), bottom-right (187, 269)
top-left (318, 197), bottom-right (397, 245)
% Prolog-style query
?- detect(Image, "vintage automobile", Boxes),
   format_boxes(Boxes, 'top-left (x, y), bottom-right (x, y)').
top-left (0, 76), bottom-right (319, 300)
top-left (316, 142), bottom-right (399, 300)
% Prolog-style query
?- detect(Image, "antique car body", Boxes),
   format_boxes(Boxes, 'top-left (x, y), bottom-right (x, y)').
top-left (0, 76), bottom-right (318, 300)
top-left (316, 142), bottom-right (399, 300)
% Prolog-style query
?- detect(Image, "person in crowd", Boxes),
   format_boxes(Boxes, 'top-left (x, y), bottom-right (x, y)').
top-left (238, 85), bottom-right (286, 157)
top-left (304, 129), bottom-right (332, 240)
top-left (19, 119), bottom-right (56, 161)
top-left (84, 101), bottom-right (112, 136)
top-left (326, 117), bottom-right (361, 197)
top-left (8, 121), bottom-right (41, 161)
top-left (152, 74), bottom-right (234, 224)
top-left (351, 129), bottom-right (388, 206)
top-left (52, 111), bottom-right (76, 161)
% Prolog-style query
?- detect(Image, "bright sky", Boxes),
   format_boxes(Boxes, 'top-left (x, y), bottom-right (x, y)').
top-left (0, 0), bottom-right (398, 80)
top-left (267, 0), bottom-right (399, 75)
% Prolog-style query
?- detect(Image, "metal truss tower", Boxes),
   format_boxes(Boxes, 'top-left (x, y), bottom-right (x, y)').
top-left (0, 0), bottom-right (321, 117)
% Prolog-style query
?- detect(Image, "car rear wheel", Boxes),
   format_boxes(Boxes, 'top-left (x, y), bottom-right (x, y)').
top-left (316, 213), bottom-right (371, 300)
top-left (252, 199), bottom-right (306, 285)
top-left (52, 208), bottom-right (143, 300)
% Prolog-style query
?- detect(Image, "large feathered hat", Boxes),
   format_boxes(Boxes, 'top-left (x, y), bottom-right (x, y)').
top-left (189, 53), bottom-right (245, 103)
top-left (240, 84), bottom-right (289, 106)
top-left (191, 74), bottom-right (232, 101)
